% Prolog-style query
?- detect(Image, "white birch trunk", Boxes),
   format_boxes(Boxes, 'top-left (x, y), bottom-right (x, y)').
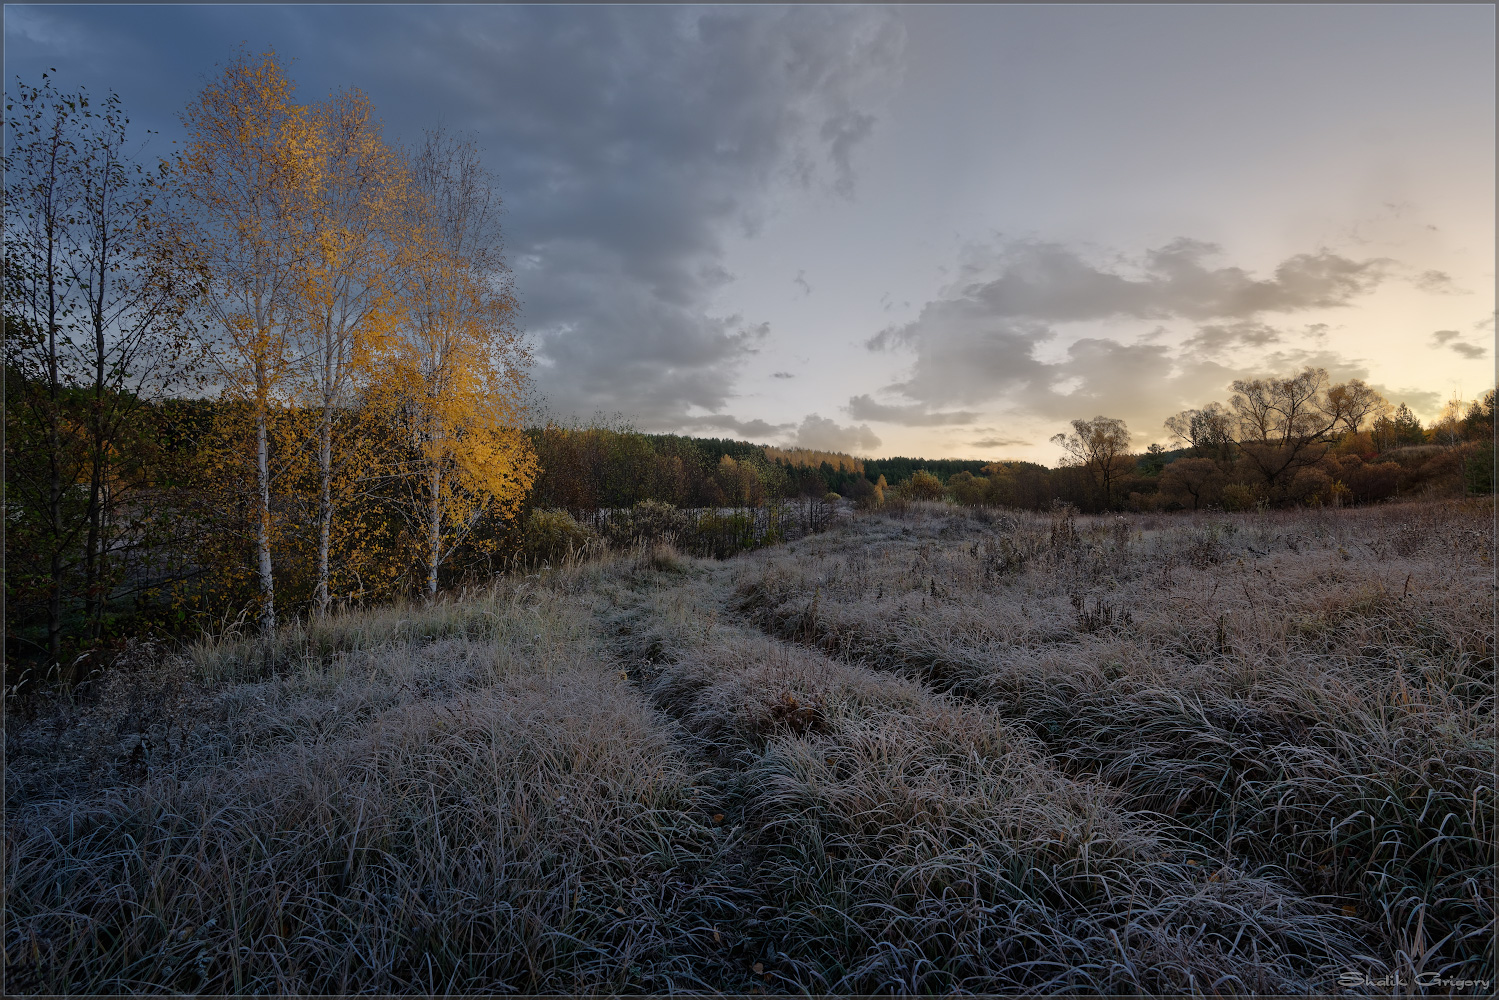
top-left (256, 404), bottom-right (277, 636)
top-left (315, 335), bottom-right (334, 617)
top-left (427, 461), bottom-right (442, 599)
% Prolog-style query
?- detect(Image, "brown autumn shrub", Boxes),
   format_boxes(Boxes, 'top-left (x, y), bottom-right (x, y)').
top-left (1287, 466), bottom-right (1333, 505)
top-left (901, 470), bottom-right (945, 502)
top-left (1220, 482), bottom-right (1258, 511)
top-left (1158, 457), bottom-right (1226, 510)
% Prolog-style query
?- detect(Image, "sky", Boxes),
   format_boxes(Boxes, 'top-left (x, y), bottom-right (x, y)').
top-left (5, 4), bottom-right (1494, 462)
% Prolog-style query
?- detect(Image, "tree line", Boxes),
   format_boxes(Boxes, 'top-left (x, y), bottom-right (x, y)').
top-left (924, 372), bottom-right (1492, 514)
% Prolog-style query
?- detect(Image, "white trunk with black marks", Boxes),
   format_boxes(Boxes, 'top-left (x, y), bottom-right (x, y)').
top-left (316, 399), bottom-right (332, 618)
top-left (315, 333), bottom-right (334, 618)
top-left (428, 462), bottom-right (442, 599)
top-left (256, 406), bottom-right (277, 635)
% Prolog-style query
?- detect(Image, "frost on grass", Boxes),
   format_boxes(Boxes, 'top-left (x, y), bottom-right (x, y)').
top-left (6, 501), bottom-right (1493, 993)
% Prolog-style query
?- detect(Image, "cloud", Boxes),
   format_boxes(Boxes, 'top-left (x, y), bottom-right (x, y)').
top-left (791, 414), bottom-right (881, 453)
top-left (772, 371), bottom-right (796, 379)
top-left (910, 237), bottom-right (1389, 325)
top-left (969, 437), bottom-right (1028, 450)
top-left (1181, 320), bottom-right (1283, 355)
top-left (680, 414), bottom-right (794, 440)
top-left (793, 270), bottom-right (812, 296)
top-left (455, 6), bottom-right (903, 429)
top-left (819, 109), bottom-right (876, 196)
top-left (846, 394), bottom-right (980, 426)
top-left (1374, 385), bottom-right (1445, 417)
top-left (1414, 269), bottom-right (1466, 294)
top-left (855, 235), bottom-right (1397, 442)
top-left (1431, 328), bottom-right (1488, 360)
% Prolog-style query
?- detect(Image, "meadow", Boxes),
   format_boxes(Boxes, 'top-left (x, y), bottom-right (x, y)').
top-left (4, 499), bottom-right (1493, 994)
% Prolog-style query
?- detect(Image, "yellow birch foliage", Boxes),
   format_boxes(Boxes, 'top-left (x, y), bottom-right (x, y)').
top-left (172, 48), bottom-right (319, 633)
top-left (289, 88), bottom-right (415, 613)
top-left (377, 253), bottom-right (536, 596)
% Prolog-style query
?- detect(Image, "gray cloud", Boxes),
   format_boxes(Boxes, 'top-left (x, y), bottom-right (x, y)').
top-left (793, 270), bottom-right (812, 297)
top-left (819, 109), bottom-right (876, 196)
top-left (1181, 320), bottom-right (1284, 355)
top-left (1373, 385), bottom-right (1445, 416)
top-left (680, 414), bottom-right (794, 441)
top-left (455, 7), bottom-right (903, 430)
top-left (846, 394), bottom-right (980, 426)
top-left (909, 237), bottom-right (1387, 326)
top-left (1180, 321), bottom-right (1335, 358)
top-left (1430, 328), bottom-right (1488, 360)
top-left (1414, 269), bottom-right (1465, 294)
top-left (872, 312), bottom-right (1054, 408)
top-left (772, 371), bottom-right (796, 379)
top-left (969, 437), bottom-right (1028, 450)
top-left (859, 235), bottom-right (1398, 441)
top-left (792, 414), bottom-right (882, 453)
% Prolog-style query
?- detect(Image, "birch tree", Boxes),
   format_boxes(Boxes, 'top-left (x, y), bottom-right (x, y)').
top-left (291, 89), bottom-right (412, 617)
top-left (172, 50), bottom-right (314, 635)
top-left (380, 130), bottom-right (536, 597)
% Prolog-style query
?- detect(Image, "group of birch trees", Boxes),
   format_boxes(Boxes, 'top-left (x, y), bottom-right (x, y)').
top-left (6, 49), bottom-right (536, 665)
top-left (173, 50), bottom-right (534, 633)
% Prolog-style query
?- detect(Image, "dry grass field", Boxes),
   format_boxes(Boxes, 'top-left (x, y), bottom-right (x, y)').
top-left (5, 500), bottom-right (1494, 994)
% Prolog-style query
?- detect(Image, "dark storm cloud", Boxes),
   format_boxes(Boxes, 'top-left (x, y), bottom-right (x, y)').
top-left (6, 4), bottom-right (902, 431)
top-left (397, 5), bottom-right (904, 428)
top-left (846, 394), bottom-right (980, 426)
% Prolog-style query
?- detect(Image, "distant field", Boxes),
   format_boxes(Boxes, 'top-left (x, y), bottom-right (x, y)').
top-left (5, 500), bottom-right (1493, 993)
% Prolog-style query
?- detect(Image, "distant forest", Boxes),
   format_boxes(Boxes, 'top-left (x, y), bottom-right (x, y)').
top-left (528, 386), bottom-right (1494, 517)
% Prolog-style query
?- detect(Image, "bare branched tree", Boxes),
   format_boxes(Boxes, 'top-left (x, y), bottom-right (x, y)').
top-left (1052, 415), bottom-right (1132, 509)
top-left (5, 72), bottom-right (197, 670)
top-left (1228, 367), bottom-right (1343, 489)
